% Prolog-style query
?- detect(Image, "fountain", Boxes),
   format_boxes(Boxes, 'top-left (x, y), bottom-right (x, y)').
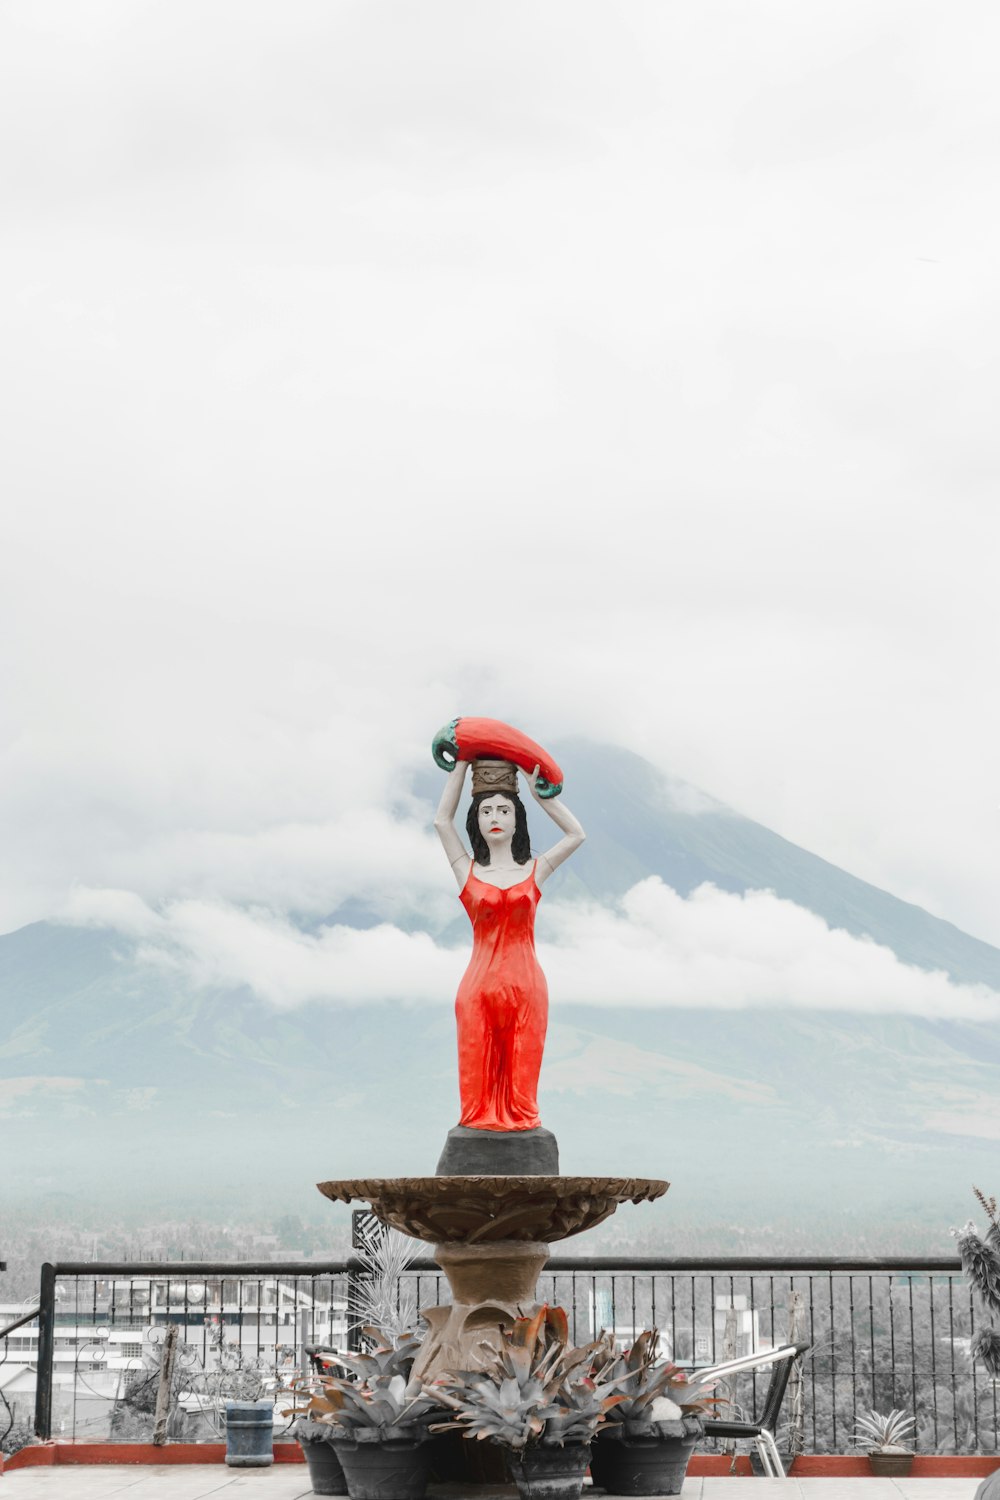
top-left (317, 720), bottom-right (668, 1382)
top-left (317, 1172), bottom-right (667, 1379)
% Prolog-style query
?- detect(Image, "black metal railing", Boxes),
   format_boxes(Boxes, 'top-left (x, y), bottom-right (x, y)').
top-left (7, 1256), bottom-right (992, 1454)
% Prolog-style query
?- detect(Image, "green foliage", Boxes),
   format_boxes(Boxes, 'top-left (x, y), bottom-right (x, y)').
top-left (971, 1327), bottom-right (1000, 1378)
top-left (851, 1407), bottom-right (915, 1454)
top-left (954, 1225), bottom-right (1000, 1314)
top-left (294, 1330), bottom-right (438, 1442)
top-left (1, 1411), bottom-right (35, 1457)
top-left (350, 1221), bottom-right (422, 1345)
top-left (600, 1329), bottom-right (723, 1436)
top-left (954, 1188), bottom-right (1000, 1379)
top-left (279, 1371), bottom-right (337, 1442)
top-left (431, 1305), bottom-right (628, 1451)
top-left (195, 1336), bottom-right (273, 1406)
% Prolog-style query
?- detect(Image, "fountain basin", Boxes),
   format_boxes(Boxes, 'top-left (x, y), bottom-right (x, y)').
top-left (315, 1174), bottom-right (668, 1244)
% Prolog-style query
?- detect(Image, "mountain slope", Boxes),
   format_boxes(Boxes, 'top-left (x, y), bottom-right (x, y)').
top-left (2, 739), bottom-right (998, 1233)
top-left (549, 740), bottom-right (1000, 989)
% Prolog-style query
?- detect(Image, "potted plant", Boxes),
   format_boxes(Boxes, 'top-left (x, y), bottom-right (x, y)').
top-left (955, 1188), bottom-right (1000, 1378)
top-left (851, 1408), bottom-right (915, 1476)
top-left (306, 1329), bottom-right (440, 1500)
top-left (954, 1188), bottom-right (1000, 1500)
top-left (589, 1330), bottom-right (723, 1496)
top-left (279, 1379), bottom-right (349, 1496)
top-left (431, 1305), bottom-right (628, 1500)
top-left (278, 1224), bottom-right (427, 1496)
top-left (162, 1324), bottom-right (277, 1458)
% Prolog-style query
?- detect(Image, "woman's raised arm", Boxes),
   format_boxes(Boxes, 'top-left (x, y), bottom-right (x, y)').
top-left (527, 766), bottom-right (585, 887)
top-left (434, 759), bottom-right (471, 888)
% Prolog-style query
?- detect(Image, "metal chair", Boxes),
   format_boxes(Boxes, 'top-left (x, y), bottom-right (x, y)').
top-left (303, 1343), bottom-right (344, 1375)
top-left (690, 1339), bottom-right (811, 1478)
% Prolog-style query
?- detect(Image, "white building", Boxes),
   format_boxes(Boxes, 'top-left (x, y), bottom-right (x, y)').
top-left (0, 1276), bottom-right (348, 1439)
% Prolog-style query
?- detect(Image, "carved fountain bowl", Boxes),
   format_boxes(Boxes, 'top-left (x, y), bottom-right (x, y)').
top-left (315, 1174), bottom-right (668, 1244)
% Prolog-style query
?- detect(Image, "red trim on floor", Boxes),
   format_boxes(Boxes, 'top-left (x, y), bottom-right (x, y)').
top-left (3, 1444), bottom-right (999, 1477)
top-left (788, 1456), bottom-right (1000, 1477)
top-left (688, 1457), bottom-right (756, 1474)
top-left (1, 1441), bottom-right (306, 1472)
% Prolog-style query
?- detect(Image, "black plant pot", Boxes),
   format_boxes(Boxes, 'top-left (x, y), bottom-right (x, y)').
top-left (590, 1422), bottom-right (702, 1497)
top-left (428, 1429), bottom-right (510, 1485)
top-left (508, 1441), bottom-right (592, 1500)
top-left (332, 1436), bottom-right (432, 1500)
top-left (299, 1433), bottom-right (349, 1495)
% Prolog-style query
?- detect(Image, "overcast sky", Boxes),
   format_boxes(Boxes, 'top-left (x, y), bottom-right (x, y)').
top-left (2, 0), bottom-right (998, 994)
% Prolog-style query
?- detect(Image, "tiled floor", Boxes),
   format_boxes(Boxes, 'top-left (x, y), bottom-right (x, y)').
top-left (0, 1475), bottom-right (985, 1499)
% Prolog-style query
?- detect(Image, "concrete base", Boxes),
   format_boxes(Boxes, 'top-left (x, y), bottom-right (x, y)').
top-left (410, 1238), bottom-right (551, 1384)
top-left (435, 1126), bottom-right (559, 1176)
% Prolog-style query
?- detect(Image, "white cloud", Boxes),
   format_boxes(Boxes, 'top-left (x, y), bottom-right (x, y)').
top-left (925, 1110), bottom-right (1000, 1143)
top-left (540, 880), bottom-right (1000, 1016)
top-left (0, 0), bottom-right (998, 952)
top-left (65, 877), bottom-right (1000, 1020)
top-left (65, 886), bottom-right (163, 938)
top-left (88, 810), bottom-right (449, 923)
top-left (132, 902), bottom-right (465, 1008)
top-left (0, 1076), bottom-right (98, 1117)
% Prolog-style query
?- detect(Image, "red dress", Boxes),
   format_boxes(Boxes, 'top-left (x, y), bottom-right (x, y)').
top-left (455, 860), bottom-right (547, 1131)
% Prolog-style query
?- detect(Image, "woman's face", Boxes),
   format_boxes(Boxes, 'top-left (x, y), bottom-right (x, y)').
top-left (478, 796), bottom-right (515, 847)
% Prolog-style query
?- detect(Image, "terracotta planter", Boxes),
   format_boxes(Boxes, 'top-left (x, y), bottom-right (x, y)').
top-left (869, 1451), bottom-right (915, 1477)
top-left (332, 1436), bottom-right (432, 1500)
top-left (590, 1420), bottom-right (703, 1496)
top-left (508, 1441), bottom-right (592, 1500)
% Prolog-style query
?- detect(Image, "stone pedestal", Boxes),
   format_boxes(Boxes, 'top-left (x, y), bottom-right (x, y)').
top-left (435, 1126), bottom-right (559, 1177)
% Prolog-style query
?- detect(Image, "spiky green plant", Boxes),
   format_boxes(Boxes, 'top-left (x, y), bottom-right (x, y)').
top-left (851, 1407), bottom-right (915, 1454)
top-left (279, 1371), bottom-right (340, 1443)
top-left (952, 1188), bottom-right (1000, 1378)
top-left (284, 1329), bottom-right (439, 1443)
top-left (599, 1329), bottom-right (724, 1436)
top-left (350, 1221), bottom-right (423, 1345)
top-left (430, 1305), bottom-right (629, 1451)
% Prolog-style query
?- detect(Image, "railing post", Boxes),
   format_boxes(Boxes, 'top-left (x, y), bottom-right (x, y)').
top-left (34, 1263), bottom-right (56, 1441)
top-left (346, 1262), bottom-right (366, 1353)
top-left (786, 1288), bottom-right (806, 1462)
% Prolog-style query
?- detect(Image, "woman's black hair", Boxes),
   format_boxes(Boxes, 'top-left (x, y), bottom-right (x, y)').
top-left (466, 789), bottom-right (531, 866)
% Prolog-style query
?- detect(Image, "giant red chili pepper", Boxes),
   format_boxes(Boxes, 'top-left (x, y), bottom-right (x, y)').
top-left (431, 717), bottom-right (564, 798)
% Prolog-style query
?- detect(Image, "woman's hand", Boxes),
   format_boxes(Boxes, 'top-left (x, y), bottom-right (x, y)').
top-left (526, 764), bottom-right (545, 804)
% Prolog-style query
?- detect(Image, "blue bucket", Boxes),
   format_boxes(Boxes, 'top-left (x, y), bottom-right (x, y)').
top-left (225, 1400), bottom-right (274, 1467)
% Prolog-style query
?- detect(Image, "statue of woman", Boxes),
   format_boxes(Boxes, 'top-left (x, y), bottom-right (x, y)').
top-left (434, 758), bottom-right (585, 1131)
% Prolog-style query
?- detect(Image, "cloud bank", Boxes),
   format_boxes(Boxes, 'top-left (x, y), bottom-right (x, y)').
top-left (65, 876), bottom-right (1000, 1021)
top-left (0, 0), bottom-right (998, 954)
